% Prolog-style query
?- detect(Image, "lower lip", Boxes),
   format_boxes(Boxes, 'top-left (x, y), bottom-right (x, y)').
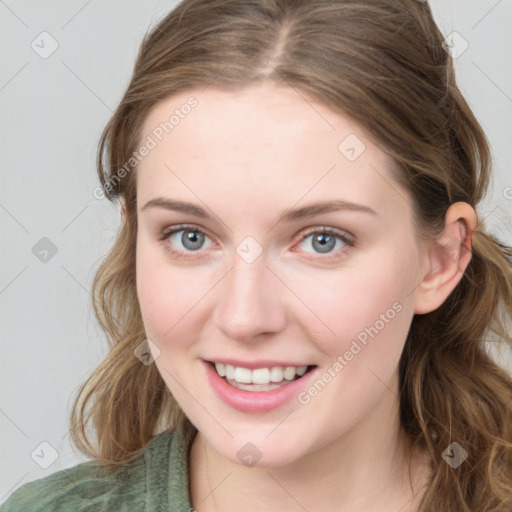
top-left (203, 361), bottom-right (318, 413)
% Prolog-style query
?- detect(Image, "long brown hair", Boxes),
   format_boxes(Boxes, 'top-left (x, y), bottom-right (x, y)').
top-left (70, 1), bottom-right (512, 509)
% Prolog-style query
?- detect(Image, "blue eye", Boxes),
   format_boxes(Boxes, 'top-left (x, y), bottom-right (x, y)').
top-left (160, 225), bottom-right (214, 259)
top-left (160, 225), bottom-right (354, 261)
top-left (296, 228), bottom-right (354, 259)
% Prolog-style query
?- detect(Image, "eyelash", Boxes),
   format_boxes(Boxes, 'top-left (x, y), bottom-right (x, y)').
top-left (158, 224), bottom-right (355, 262)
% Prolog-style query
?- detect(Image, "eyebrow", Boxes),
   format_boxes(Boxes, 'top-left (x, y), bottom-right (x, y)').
top-left (140, 197), bottom-right (377, 222)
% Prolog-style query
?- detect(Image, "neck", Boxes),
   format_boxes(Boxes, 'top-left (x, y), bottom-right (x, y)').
top-left (189, 375), bottom-right (432, 512)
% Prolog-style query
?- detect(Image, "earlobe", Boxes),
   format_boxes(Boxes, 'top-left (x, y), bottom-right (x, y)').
top-left (414, 202), bottom-right (477, 315)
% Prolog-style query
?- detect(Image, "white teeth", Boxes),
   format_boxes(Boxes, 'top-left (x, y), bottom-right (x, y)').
top-left (252, 368), bottom-right (270, 384)
top-left (226, 364), bottom-right (235, 380)
top-left (270, 367), bottom-right (284, 383)
top-left (213, 363), bottom-right (310, 385)
top-left (215, 362), bottom-right (226, 377)
top-left (296, 366), bottom-right (307, 376)
top-left (234, 367), bottom-right (252, 383)
top-left (283, 366), bottom-right (296, 380)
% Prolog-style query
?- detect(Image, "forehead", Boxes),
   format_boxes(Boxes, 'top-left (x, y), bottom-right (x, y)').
top-left (136, 84), bottom-right (411, 224)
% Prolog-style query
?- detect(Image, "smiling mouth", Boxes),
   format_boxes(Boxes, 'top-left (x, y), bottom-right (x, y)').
top-left (208, 361), bottom-right (317, 392)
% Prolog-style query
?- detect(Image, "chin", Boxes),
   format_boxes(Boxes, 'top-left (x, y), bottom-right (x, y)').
top-left (201, 426), bottom-right (313, 470)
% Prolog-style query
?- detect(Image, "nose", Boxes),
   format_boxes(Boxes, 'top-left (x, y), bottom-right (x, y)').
top-left (213, 252), bottom-right (286, 342)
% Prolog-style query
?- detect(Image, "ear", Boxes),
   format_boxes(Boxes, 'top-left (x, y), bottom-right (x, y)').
top-left (414, 202), bottom-right (477, 315)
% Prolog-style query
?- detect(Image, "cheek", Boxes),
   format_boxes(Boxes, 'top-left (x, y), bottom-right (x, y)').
top-left (136, 229), bottom-right (420, 363)
top-left (136, 244), bottom-right (212, 351)
top-left (288, 244), bottom-right (419, 357)
top-left (288, 248), bottom-right (418, 432)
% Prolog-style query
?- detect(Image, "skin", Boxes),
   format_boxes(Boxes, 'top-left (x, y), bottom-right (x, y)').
top-left (133, 83), bottom-right (477, 512)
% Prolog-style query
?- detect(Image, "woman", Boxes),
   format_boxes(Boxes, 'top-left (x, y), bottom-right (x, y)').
top-left (3, 0), bottom-right (511, 510)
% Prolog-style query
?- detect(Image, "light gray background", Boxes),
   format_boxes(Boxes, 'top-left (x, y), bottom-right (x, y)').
top-left (1, 0), bottom-right (511, 503)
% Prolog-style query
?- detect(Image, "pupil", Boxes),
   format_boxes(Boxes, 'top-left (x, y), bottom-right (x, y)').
top-left (313, 233), bottom-right (335, 253)
top-left (183, 230), bottom-right (204, 250)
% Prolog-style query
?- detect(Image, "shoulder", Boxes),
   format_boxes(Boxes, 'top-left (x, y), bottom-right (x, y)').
top-left (0, 430), bottom-right (175, 512)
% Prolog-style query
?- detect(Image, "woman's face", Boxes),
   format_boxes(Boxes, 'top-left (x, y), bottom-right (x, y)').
top-left (135, 83), bottom-right (427, 467)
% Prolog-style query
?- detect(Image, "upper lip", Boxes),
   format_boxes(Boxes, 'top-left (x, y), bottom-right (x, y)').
top-left (205, 358), bottom-right (315, 370)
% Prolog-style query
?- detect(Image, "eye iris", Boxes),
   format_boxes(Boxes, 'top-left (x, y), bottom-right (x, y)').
top-left (174, 230), bottom-right (340, 254)
top-left (182, 230), bottom-right (204, 251)
top-left (312, 233), bottom-right (336, 253)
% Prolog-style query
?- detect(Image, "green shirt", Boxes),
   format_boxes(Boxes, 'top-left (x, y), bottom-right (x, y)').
top-left (0, 426), bottom-right (196, 512)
